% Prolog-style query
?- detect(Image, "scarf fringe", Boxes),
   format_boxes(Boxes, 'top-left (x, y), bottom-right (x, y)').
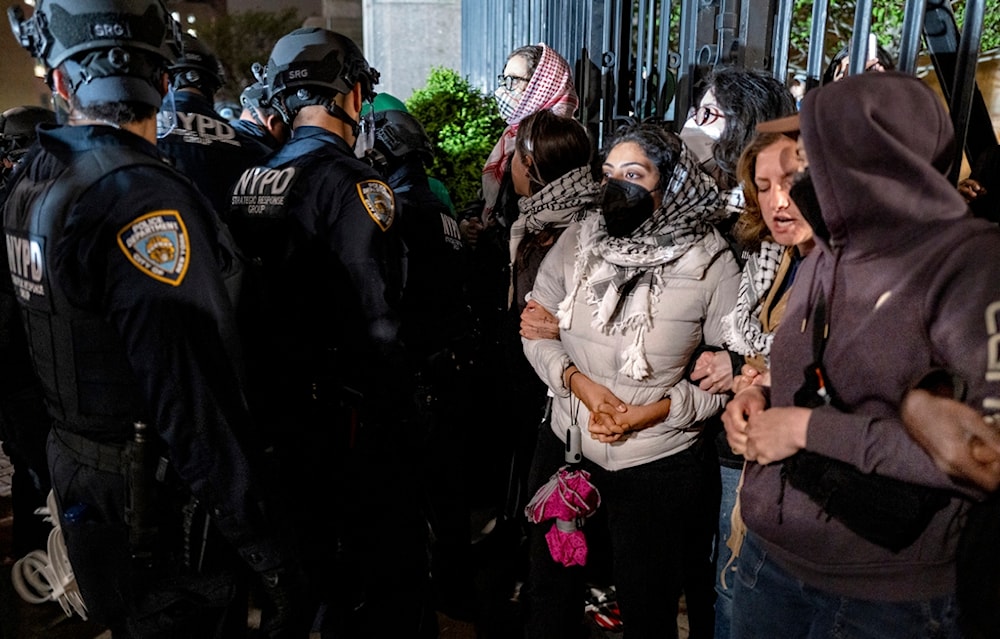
top-left (619, 325), bottom-right (650, 379)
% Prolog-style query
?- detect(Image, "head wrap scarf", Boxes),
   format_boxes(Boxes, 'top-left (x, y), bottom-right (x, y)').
top-left (481, 43), bottom-right (578, 224)
top-left (556, 147), bottom-right (724, 380)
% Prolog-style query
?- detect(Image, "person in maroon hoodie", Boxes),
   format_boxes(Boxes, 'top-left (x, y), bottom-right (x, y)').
top-left (721, 71), bottom-right (1000, 638)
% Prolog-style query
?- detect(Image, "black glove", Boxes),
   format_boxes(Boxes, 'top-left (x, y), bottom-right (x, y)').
top-left (256, 567), bottom-right (311, 639)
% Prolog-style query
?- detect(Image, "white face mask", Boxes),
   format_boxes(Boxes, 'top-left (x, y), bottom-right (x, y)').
top-left (680, 88), bottom-right (726, 166)
top-left (679, 120), bottom-right (717, 166)
top-left (494, 86), bottom-right (521, 122)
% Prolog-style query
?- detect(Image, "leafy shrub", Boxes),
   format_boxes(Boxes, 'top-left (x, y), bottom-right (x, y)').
top-left (406, 67), bottom-right (506, 211)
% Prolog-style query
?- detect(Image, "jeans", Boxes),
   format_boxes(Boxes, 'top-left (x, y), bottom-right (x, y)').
top-left (713, 464), bottom-right (742, 639)
top-left (731, 532), bottom-right (963, 639)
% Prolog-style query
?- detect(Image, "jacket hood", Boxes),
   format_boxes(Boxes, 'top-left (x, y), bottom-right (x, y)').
top-left (799, 72), bottom-right (967, 257)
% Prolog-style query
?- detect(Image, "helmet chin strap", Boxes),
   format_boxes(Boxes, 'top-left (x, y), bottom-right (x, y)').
top-left (324, 100), bottom-right (360, 139)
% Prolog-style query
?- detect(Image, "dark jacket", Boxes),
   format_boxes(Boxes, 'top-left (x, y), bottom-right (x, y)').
top-left (741, 72), bottom-right (1000, 601)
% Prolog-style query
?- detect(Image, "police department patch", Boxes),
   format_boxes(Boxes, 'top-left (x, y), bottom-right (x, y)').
top-left (357, 180), bottom-right (395, 231)
top-left (117, 210), bottom-right (190, 286)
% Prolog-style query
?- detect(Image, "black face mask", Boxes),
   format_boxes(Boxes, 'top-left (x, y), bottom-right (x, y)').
top-left (789, 169), bottom-right (830, 243)
top-left (601, 178), bottom-right (656, 237)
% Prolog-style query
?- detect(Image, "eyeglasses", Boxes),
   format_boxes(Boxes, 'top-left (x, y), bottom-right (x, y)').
top-left (691, 104), bottom-right (725, 127)
top-left (497, 74), bottom-right (531, 91)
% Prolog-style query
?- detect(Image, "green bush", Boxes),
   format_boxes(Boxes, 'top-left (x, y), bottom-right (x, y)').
top-left (406, 67), bottom-right (507, 211)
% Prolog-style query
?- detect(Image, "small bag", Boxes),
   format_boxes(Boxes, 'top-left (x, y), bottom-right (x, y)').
top-left (782, 449), bottom-right (950, 552)
top-left (783, 294), bottom-right (951, 553)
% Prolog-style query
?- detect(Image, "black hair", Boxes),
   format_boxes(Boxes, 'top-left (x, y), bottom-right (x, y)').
top-left (821, 44), bottom-right (896, 85)
top-left (57, 60), bottom-right (158, 125)
top-left (702, 67), bottom-right (797, 188)
top-left (602, 119), bottom-right (681, 192)
top-left (515, 110), bottom-right (591, 193)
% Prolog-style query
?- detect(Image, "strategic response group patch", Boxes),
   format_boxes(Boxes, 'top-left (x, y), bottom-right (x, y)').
top-left (357, 180), bottom-right (395, 231)
top-left (117, 210), bottom-right (190, 286)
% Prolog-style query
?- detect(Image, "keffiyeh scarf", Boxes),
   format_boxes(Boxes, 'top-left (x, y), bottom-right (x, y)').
top-left (509, 165), bottom-right (599, 264)
top-left (557, 148), bottom-right (724, 380)
top-left (482, 43), bottom-right (579, 224)
top-left (721, 241), bottom-right (784, 362)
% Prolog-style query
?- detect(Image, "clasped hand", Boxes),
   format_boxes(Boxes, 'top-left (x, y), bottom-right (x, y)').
top-left (569, 370), bottom-right (667, 444)
top-left (722, 385), bottom-right (809, 464)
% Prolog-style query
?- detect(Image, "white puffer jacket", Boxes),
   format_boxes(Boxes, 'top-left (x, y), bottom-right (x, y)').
top-left (523, 221), bottom-right (740, 471)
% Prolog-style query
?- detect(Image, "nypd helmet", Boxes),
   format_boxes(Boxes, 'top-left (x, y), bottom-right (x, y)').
top-left (8, 0), bottom-right (182, 108)
top-left (373, 109), bottom-right (434, 166)
top-left (170, 31), bottom-right (224, 96)
top-left (265, 28), bottom-right (379, 107)
top-left (0, 105), bottom-right (56, 166)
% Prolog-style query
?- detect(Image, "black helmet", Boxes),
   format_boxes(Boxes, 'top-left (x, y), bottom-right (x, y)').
top-left (170, 31), bottom-right (224, 96)
top-left (8, 0), bottom-right (182, 108)
top-left (266, 28), bottom-right (379, 106)
top-left (374, 109), bottom-right (434, 166)
top-left (0, 105), bottom-right (56, 164)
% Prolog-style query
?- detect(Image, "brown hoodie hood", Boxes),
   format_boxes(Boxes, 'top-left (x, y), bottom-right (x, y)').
top-left (799, 72), bottom-right (968, 257)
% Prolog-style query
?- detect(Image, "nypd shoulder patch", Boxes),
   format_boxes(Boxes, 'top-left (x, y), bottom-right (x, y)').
top-left (357, 180), bottom-right (395, 231)
top-left (117, 210), bottom-right (191, 286)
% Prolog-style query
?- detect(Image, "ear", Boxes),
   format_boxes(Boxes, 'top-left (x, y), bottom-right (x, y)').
top-left (51, 68), bottom-right (71, 101)
top-left (351, 83), bottom-right (363, 116)
top-left (158, 72), bottom-right (170, 98)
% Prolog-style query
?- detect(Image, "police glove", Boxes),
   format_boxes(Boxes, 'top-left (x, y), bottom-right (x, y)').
top-left (256, 566), bottom-right (311, 639)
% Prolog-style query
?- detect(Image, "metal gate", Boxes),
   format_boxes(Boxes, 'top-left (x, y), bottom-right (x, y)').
top-left (461, 0), bottom-right (994, 176)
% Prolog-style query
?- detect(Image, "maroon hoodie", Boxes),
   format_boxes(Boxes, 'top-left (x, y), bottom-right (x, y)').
top-left (740, 72), bottom-right (1000, 601)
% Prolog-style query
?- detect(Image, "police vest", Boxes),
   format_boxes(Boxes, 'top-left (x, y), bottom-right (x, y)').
top-left (3, 148), bottom-right (183, 439)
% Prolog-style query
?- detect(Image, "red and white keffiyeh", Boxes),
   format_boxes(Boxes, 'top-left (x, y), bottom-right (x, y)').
top-left (481, 43), bottom-right (579, 224)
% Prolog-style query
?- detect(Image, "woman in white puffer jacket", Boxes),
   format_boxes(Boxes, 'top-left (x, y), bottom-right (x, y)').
top-left (521, 121), bottom-right (740, 639)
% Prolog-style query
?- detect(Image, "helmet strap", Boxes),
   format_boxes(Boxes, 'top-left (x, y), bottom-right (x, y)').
top-left (324, 100), bottom-right (360, 139)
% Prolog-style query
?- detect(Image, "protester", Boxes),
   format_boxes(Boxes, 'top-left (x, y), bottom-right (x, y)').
top-left (722, 71), bottom-right (999, 639)
top-left (521, 120), bottom-right (739, 639)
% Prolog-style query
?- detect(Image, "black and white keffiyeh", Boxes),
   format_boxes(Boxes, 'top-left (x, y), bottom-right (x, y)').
top-left (509, 165), bottom-right (600, 264)
top-left (722, 241), bottom-right (784, 362)
top-left (557, 147), bottom-right (723, 380)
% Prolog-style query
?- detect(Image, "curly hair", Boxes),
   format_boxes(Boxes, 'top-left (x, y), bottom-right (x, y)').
top-left (602, 119), bottom-right (681, 192)
top-left (732, 131), bottom-right (792, 251)
top-left (701, 67), bottom-right (797, 189)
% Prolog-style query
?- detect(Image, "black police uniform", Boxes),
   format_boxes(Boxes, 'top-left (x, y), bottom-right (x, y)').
top-left (226, 125), bottom-right (430, 635)
top-left (158, 90), bottom-right (272, 214)
top-left (230, 117), bottom-right (283, 152)
top-left (382, 158), bottom-right (486, 618)
top-left (1, 124), bottom-right (291, 637)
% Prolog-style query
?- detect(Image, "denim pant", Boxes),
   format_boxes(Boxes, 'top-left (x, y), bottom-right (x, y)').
top-left (713, 464), bottom-right (742, 639)
top-left (731, 532), bottom-right (963, 639)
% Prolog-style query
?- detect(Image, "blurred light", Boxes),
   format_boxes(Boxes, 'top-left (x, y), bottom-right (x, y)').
top-left (172, 12), bottom-right (180, 22)
top-left (187, 14), bottom-right (196, 24)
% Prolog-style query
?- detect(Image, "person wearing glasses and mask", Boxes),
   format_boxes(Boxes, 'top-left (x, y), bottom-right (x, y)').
top-left (462, 43), bottom-right (578, 248)
top-left (680, 67), bottom-right (797, 227)
top-left (521, 120), bottom-right (739, 639)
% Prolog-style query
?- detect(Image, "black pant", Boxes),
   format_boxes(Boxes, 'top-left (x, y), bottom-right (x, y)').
top-left (523, 427), bottom-right (718, 639)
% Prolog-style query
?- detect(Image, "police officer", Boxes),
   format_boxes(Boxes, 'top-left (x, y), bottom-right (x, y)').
top-left (230, 80), bottom-right (288, 152)
top-left (3, 1), bottom-right (305, 636)
top-left (363, 95), bottom-right (483, 619)
top-left (0, 106), bottom-right (57, 189)
top-left (225, 27), bottom-right (433, 637)
top-left (0, 104), bottom-right (57, 561)
top-left (158, 31), bottom-right (271, 214)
